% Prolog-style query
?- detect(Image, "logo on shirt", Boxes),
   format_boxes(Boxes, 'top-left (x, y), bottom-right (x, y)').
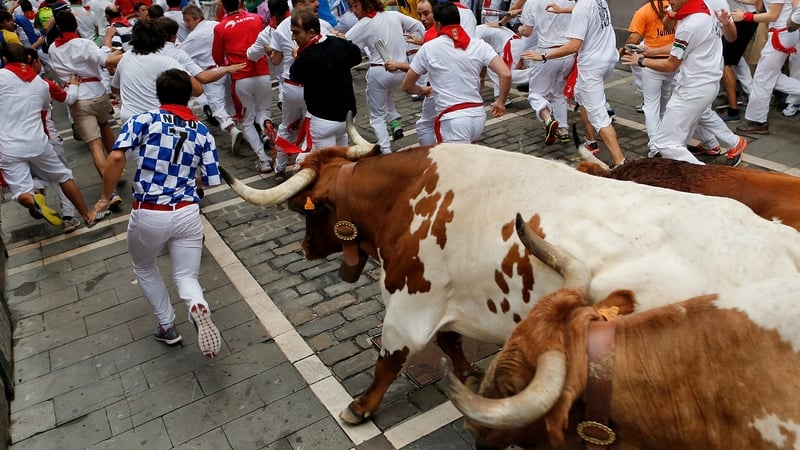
top-left (596, 0), bottom-right (610, 28)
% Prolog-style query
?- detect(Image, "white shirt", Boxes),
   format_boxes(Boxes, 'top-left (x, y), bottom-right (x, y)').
top-left (111, 52), bottom-right (185, 122)
top-left (85, 0), bottom-right (112, 34)
top-left (410, 35), bottom-right (497, 114)
top-left (566, 0), bottom-right (618, 71)
top-left (159, 41), bottom-right (203, 76)
top-left (458, 5), bottom-right (477, 37)
top-left (520, 0), bottom-right (571, 49)
top-left (766, 0), bottom-right (793, 29)
top-left (346, 11), bottom-right (424, 64)
top-left (179, 19), bottom-right (218, 69)
top-left (671, 12), bottom-right (723, 87)
top-left (164, 9), bottom-right (191, 42)
top-left (71, 4), bottom-right (97, 39)
top-left (0, 71), bottom-right (50, 158)
top-left (47, 37), bottom-right (109, 99)
top-left (268, 18), bottom-right (294, 80)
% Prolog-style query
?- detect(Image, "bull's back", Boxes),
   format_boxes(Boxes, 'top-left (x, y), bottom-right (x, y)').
top-left (421, 145), bottom-right (800, 310)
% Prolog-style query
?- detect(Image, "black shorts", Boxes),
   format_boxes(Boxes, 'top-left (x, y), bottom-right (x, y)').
top-left (722, 21), bottom-right (758, 66)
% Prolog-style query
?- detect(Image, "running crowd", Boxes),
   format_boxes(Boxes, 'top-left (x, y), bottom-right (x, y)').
top-left (0, 0), bottom-right (798, 356)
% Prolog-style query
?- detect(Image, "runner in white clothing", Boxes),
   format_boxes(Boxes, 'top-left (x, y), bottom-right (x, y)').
top-left (475, 24), bottom-right (532, 108)
top-left (347, 0), bottom-right (424, 153)
top-left (402, 2), bottom-right (509, 143)
top-left (518, 0), bottom-right (572, 144)
top-left (524, 0), bottom-right (626, 166)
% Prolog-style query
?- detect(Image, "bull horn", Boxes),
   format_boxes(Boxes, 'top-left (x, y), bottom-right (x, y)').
top-left (442, 351), bottom-right (566, 429)
top-left (345, 111), bottom-right (379, 159)
top-left (515, 213), bottom-right (591, 297)
top-left (220, 165), bottom-right (317, 206)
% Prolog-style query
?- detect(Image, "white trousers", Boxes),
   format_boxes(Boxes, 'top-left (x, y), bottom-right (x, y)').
top-left (276, 82), bottom-right (307, 172)
top-left (309, 113), bottom-right (348, 150)
top-left (650, 81), bottom-right (737, 163)
top-left (365, 66), bottom-right (403, 154)
top-left (416, 95), bottom-right (437, 146)
top-left (489, 67), bottom-right (531, 99)
top-left (234, 75), bottom-right (271, 163)
top-left (640, 67), bottom-right (677, 140)
top-left (784, 53), bottom-right (800, 105)
top-left (438, 109), bottom-right (485, 143)
top-left (526, 54), bottom-right (572, 125)
top-left (745, 30), bottom-right (800, 123)
top-left (205, 76), bottom-right (235, 130)
top-left (574, 64), bottom-right (614, 132)
top-left (127, 204), bottom-right (209, 326)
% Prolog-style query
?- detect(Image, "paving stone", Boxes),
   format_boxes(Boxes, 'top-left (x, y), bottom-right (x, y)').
top-left (13, 319), bottom-right (87, 361)
top-left (355, 434), bottom-right (394, 450)
top-left (9, 409), bottom-right (111, 450)
top-left (318, 341), bottom-right (361, 366)
top-left (222, 319), bottom-right (271, 354)
top-left (141, 338), bottom-right (232, 386)
top-left (195, 341), bottom-right (284, 395)
top-left (91, 417), bottom-right (172, 449)
top-left (123, 372), bottom-right (201, 427)
top-left (92, 335), bottom-right (174, 377)
top-left (222, 387), bottom-right (327, 450)
top-left (84, 298), bottom-right (152, 335)
top-left (341, 300), bottom-right (382, 321)
top-left (408, 384), bottom-right (447, 412)
top-left (306, 332), bottom-right (336, 352)
top-left (287, 309), bottom-right (316, 327)
top-left (49, 323), bottom-right (133, 371)
top-left (323, 277), bottom-right (371, 298)
top-left (119, 365), bottom-right (149, 396)
top-left (8, 286), bottom-right (80, 319)
top-left (12, 351), bottom-right (50, 384)
top-left (353, 283), bottom-right (381, 302)
top-left (250, 362), bottom-right (307, 405)
top-left (262, 438), bottom-right (293, 450)
top-left (172, 428), bottom-right (233, 450)
top-left (42, 292), bottom-right (119, 329)
top-left (372, 399), bottom-right (419, 431)
top-left (312, 294), bottom-right (357, 317)
top-left (66, 240), bottom-right (129, 271)
top-left (275, 292), bottom-right (323, 315)
top-left (105, 400), bottom-right (133, 436)
top-left (332, 349), bottom-right (378, 380)
top-left (296, 314), bottom-right (345, 338)
top-left (333, 315), bottom-right (382, 341)
top-left (10, 400), bottom-right (55, 443)
top-left (283, 416), bottom-right (352, 450)
top-left (401, 421), bottom-right (472, 449)
top-left (300, 260), bottom-right (341, 280)
top-left (12, 315), bottom-right (43, 339)
top-left (162, 379), bottom-right (264, 445)
top-left (265, 274), bottom-right (304, 292)
top-left (53, 372), bottom-right (124, 424)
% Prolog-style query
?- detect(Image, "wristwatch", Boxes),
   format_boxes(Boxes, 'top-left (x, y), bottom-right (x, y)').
top-left (541, 51), bottom-right (547, 62)
top-left (637, 55), bottom-right (646, 67)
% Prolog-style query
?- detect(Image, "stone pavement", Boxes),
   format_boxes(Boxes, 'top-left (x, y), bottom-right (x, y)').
top-left (2, 61), bottom-right (799, 450)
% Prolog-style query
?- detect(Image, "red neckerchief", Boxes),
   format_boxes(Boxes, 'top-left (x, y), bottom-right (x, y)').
top-left (24, 10), bottom-right (36, 20)
top-left (160, 104), bottom-right (198, 121)
top-left (365, 11), bottom-right (377, 18)
top-left (297, 33), bottom-right (323, 54)
top-left (269, 11), bottom-right (290, 28)
top-left (54, 31), bottom-right (80, 47)
top-left (453, 2), bottom-right (467, 8)
top-left (111, 17), bottom-right (132, 27)
top-left (673, 0), bottom-right (709, 20)
top-left (423, 26), bottom-right (437, 43)
top-left (4, 63), bottom-right (37, 82)
top-left (438, 24), bottom-right (470, 49)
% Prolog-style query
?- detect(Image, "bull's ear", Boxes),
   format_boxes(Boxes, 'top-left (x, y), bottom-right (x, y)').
top-left (544, 392), bottom-right (577, 447)
top-left (594, 289), bottom-right (636, 316)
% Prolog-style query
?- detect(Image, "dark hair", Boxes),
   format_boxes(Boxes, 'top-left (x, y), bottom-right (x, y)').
top-left (24, 46), bottom-right (39, 62)
top-left (291, 8), bottom-right (319, 33)
top-left (432, 1), bottom-right (458, 26)
top-left (182, 4), bottom-right (203, 19)
top-left (156, 69), bottom-right (191, 105)
top-left (267, 0), bottom-right (289, 18)
top-left (649, 0), bottom-right (666, 18)
top-left (54, 10), bottom-right (78, 33)
top-left (132, 2), bottom-right (147, 12)
top-left (220, 0), bottom-right (240, 13)
top-left (351, 0), bottom-right (384, 14)
top-left (156, 17), bottom-right (179, 38)
top-left (165, 0), bottom-right (182, 8)
top-left (0, 10), bottom-right (12, 22)
top-left (105, 5), bottom-right (122, 18)
top-left (19, 0), bottom-right (34, 12)
top-left (130, 20), bottom-right (166, 54)
top-left (148, 4), bottom-right (164, 18)
top-left (3, 43), bottom-right (30, 64)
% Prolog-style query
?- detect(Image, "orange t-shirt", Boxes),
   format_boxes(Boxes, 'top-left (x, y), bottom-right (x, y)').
top-left (628, 1), bottom-right (675, 50)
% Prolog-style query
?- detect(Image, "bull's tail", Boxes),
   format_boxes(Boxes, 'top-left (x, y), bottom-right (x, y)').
top-left (572, 123), bottom-right (610, 170)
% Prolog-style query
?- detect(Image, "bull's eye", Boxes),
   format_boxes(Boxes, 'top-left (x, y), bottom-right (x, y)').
top-left (334, 220), bottom-right (358, 240)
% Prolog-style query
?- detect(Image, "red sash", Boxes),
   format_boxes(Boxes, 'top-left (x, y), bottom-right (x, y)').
top-left (769, 28), bottom-right (797, 54)
top-left (434, 102), bottom-right (483, 143)
top-left (502, 35), bottom-right (520, 68)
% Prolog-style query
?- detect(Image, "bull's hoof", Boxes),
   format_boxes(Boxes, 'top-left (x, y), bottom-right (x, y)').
top-left (339, 403), bottom-right (369, 425)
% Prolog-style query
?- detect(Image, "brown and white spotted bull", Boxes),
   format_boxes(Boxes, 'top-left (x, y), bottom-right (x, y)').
top-left (220, 124), bottom-right (800, 425)
top-left (577, 151), bottom-right (800, 232)
top-left (445, 227), bottom-right (800, 449)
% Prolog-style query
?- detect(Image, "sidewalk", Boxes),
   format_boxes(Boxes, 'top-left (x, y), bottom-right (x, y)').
top-left (3, 64), bottom-right (798, 450)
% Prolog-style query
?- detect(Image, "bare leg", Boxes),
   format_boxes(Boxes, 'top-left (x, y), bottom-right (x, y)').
top-left (58, 179), bottom-right (92, 221)
top-left (722, 66), bottom-right (739, 110)
top-left (598, 125), bottom-right (626, 165)
top-left (87, 138), bottom-right (108, 179)
top-left (579, 106), bottom-right (596, 142)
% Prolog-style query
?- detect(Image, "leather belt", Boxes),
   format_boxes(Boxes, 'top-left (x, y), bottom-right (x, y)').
top-left (283, 77), bottom-right (303, 87)
top-left (81, 77), bottom-right (102, 82)
top-left (370, 63), bottom-right (384, 67)
top-left (132, 200), bottom-right (195, 211)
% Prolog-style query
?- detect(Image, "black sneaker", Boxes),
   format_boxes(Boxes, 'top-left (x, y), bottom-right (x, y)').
top-left (720, 108), bottom-right (740, 122)
top-left (202, 105), bottom-right (219, 127)
top-left (153, 323), bottom-right (182, 345)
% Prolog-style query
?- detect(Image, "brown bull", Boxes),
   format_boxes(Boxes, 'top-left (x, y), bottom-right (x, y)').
top-left (444, 223), bottom-right (800, 449)
top-left (578, 157), bottom-right (800, 232)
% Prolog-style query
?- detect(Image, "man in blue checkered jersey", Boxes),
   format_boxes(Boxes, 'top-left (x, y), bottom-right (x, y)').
top-left (91, 68), bottom-right (222, 358)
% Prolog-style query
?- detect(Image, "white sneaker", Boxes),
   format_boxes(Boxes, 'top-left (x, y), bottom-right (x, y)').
top-left (230, 127), bottom-right (242, 155)
top-left (190, 304), bottom-right (220, 358)
top-left (255, 160), bottom-right (272, 174)
top-left (783, 103), bottom-right (800, 117)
